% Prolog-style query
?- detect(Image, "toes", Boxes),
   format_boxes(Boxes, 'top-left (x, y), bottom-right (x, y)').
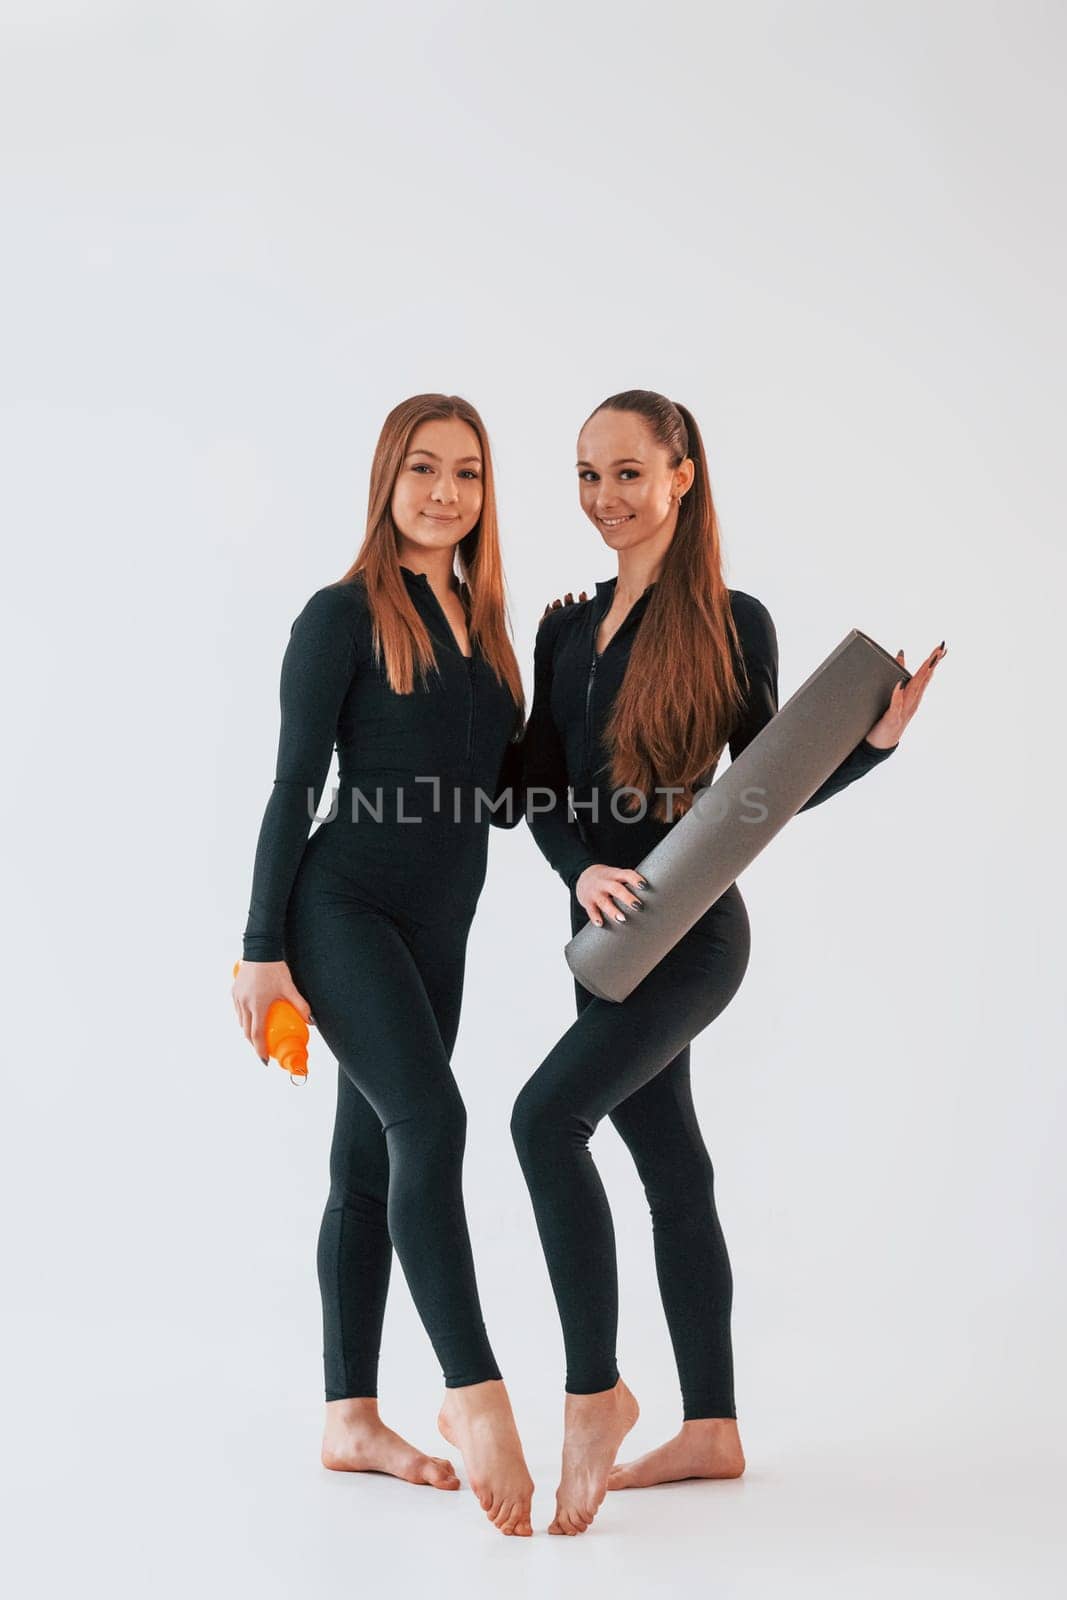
top-left (571, 1503), bottom-right (595, 1532)
top-left (503, 1491), bottom-right (534, 1536)
top-left (550, 1507), bottom-right (587, 1536)
top-left (494, 1498), bottom-right (514, 1529)
top-left (423, 1457), bottom-right (460, 1489)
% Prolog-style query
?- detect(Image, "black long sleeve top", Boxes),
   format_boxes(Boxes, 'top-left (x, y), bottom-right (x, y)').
top-left (523, 577), bottom-right (897, 892)
top-left (242, 567), bottom-right (523, 962)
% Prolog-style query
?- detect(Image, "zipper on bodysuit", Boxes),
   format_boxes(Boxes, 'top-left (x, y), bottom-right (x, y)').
top-left (465, 656), bottom-right (475, 766)
top-left (585, 591), bottom-right (649, 776)
top-left (415, 577), bottom-right (475, 770)
top-left (584, 650), bottom-right (599, 774)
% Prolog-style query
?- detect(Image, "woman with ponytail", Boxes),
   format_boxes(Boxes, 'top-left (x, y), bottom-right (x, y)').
top-left (514, 390), bottom-right (943, 1534)
top-left (232, 395), bottom-right (534, 1536)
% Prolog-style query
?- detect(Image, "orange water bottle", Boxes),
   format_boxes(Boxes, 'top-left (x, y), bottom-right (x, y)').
top-left (232, 961), bottom-right (310, 1083)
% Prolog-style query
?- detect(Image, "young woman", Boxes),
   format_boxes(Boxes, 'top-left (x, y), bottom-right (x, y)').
top-left (514, 389), bottom-right (945, 1535)
top-left (232, 395), bottom-right (535, 1537)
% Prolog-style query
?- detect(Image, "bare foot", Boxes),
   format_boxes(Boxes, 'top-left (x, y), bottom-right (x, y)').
top-left (437, 1379), bottom-right (534, 1536)
top-left (548, 1378), bottom-right (640, 1535)
top-left (608, 1418), bottom-right (745, 1488)
top-left (321, 1398), bottom-right (460, 1489)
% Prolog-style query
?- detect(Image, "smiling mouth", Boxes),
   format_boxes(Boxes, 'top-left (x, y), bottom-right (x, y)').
top-left (421, 512), bottom-right (461, 521)
top-left (598, 514), bottom-right (635, 529)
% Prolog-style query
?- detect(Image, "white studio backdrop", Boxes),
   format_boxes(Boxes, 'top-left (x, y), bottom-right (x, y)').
top-left (2, 2), bottom-right (1064, 1595)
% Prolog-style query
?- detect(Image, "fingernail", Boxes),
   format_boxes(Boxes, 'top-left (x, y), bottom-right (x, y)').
top-left (939, 640), bottom-right (945, 650)
top-left (615, 913), bottom-right (626, 922)
top-left (632, 899), bottom-right (643, 909)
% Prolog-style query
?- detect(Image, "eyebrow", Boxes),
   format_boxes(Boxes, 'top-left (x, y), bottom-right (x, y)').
top-left (406, 449), bottom-right (482, 464)
top-left (575, 457), bottom-right (645, 468)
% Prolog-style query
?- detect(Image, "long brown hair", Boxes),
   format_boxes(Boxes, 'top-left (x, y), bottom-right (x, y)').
top-left (589, 390), bottom-right (749, 822)
top-left (336, 394), bottom-right (524, 712)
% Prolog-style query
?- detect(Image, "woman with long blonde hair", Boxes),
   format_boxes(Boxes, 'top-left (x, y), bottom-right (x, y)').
top-left (515, 389), bottom-right (944, 1534)
top-left (233, 394), bottom-right (534, 1536)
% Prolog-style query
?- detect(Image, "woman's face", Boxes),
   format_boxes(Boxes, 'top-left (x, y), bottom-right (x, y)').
top-left (391, 416), bottom-right (484, 555)
top-left (576, 410), bottom-right (692, 554)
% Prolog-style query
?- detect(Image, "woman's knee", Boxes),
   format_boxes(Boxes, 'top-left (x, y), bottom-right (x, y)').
top-left (509, 1079), bottom-right (540, 1160)
top-left (323, 1179), bottom-right (388, 1221)
top-left (510, 1075), bottom-right (587, 1166)
top-left (386, 1083), bottom-right (468, 1167)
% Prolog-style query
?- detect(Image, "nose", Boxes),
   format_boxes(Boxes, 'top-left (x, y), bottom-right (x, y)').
top-left (430, 475), bottom-right (460, 505)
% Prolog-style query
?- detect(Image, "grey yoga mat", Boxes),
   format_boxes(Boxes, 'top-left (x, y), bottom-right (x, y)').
top-left (564, 627), bottom-right (908, 1003)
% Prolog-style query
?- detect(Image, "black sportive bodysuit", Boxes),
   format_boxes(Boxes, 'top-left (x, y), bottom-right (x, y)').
top-left (243, 569), bottom-right (522, 962)
top-left (511, 578), bottom-right (896, 1418)
top-left (242, 566), bottom-right (522, 1399)
top-left (521, 577), bottom-right (895, 891)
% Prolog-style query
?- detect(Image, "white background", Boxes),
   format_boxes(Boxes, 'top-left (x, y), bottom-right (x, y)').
top-left (3, 1), bottom-right (1064, 1593)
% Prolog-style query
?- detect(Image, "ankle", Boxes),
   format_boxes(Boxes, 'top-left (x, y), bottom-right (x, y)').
top-left (565, 1379), bottom-right (626, 1406)
top-left (326, 1397), bottom-right (381, 1428)
top-left (444, 1378), bottom-right (506, 1407)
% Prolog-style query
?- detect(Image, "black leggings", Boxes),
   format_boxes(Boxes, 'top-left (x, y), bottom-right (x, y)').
top-left (510, 881), bottom-right (751, 1420)
top-left (284, 830), bottom-right (500, 1400)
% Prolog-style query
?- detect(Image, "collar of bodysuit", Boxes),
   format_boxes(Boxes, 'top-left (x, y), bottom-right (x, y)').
top-left (594, 575), bottom-right (657, 606)
top-left (400, 563), bottom-right (470, 610)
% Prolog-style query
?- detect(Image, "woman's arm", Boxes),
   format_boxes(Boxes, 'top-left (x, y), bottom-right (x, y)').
top-left (522, 610), bottom-right (597, 889)
top-left (728, 597), bottom-right (897, 811)
top-left (241, 585), bottom-right (359, 960)
top-left (487, 706), bottom-right (526, 831)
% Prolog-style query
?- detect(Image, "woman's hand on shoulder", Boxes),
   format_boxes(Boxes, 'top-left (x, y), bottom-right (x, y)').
top-left (232, 960), bottom-right (314, 1065)
top-left (575, 864), bottom-right (647, 928)
top-left (866, 641), bottom-right (946, 750)
top-left (541, 590), bottom-right (588, 620)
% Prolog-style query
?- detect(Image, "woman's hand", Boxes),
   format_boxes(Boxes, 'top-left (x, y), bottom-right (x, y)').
top-left (232, 960), bottom-right (314, 1065)
top-left (866, 641), bottom-right (946, 751)
top-left (575, 864), bottom-right (647, 929)
top-left (541, 590), bottom-right (588, 619)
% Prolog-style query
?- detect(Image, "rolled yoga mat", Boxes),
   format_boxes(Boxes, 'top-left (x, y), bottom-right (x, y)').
top-left (564, 628), bottom-right (908, 1003)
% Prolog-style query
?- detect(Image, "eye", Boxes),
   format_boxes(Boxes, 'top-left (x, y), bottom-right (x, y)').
top-left (410, 463), bottom-right (433, 474)
top-left (579, 470), bottom-right (599, 482)
top-left (459, 469), bottom-right (481, 479)
top-left (619, 470), bottom-right (639, 480)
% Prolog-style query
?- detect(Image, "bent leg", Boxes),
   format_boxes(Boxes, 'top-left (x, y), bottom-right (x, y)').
top-left (512, 888), bottom-right (751, 1398)
top-left (289, 898), bottom-right (499, 1389)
